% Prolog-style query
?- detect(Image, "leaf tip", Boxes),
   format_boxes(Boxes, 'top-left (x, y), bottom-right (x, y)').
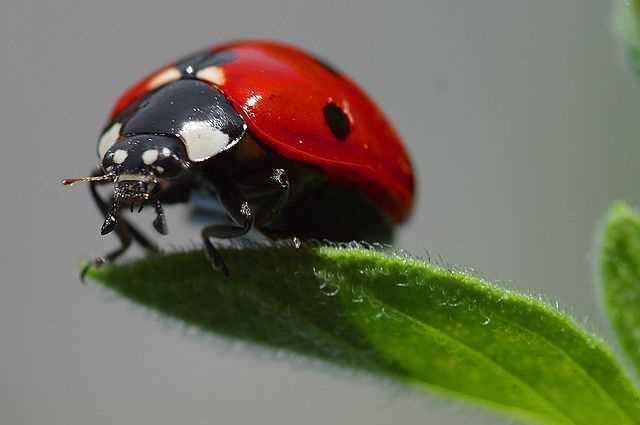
top-left (607, 201), bottom-right (636, 220)
top-left (80, 260), bottom-right (108, 284)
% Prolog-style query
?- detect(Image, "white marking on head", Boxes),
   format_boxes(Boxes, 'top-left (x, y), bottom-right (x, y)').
top-left (180, 121), bottom-right (230, 162)
top-left (196, 66), bottom-right (226, 86)
top-left (142, 149), bottom-right (159, 165)
top-left (161, 147), bottom-right (171, 157)
top-left (98, 122), bottom-right (122, 160)
top-left (147, 67), bottom-right (182, 91)
top-left (113, 149), bottom-right (128, 164)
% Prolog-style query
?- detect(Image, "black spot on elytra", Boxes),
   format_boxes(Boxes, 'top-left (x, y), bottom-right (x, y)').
top-left (323, 102), bottom-right (351, 141)
top-left (175, 49), bottom-right (238, 77)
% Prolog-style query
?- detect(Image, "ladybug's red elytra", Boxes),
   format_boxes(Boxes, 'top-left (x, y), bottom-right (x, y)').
top-left (63, 40), bottom-right (415, 275)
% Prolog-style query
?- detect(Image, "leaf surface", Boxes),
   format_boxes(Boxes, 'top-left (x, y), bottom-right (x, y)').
top-left (87, 246), bottom-right (640, 425)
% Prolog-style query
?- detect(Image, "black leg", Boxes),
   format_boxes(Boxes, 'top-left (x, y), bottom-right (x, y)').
top-left (235, 167), bottom-right (291, 224)
top-left (200, 168), bottom-right (291, 276)
top-left (201, 182), bottom-right (255, 276)
top-left (86, 168), bottom-right (158, 265)
top-left (201, 215), bottom-right (252, 277)
top-left (260, 168), bottom-right (290, 224)
top-left (152, 200), bottom-right (168, 235)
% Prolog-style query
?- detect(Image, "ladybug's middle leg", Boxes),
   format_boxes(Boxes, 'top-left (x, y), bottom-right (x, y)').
top-left (200, 168), bottom-right (290, 276)
top-left (201, 182), bottom-right (254, 277)
top-left (253, 168), bottom-right (291, 224)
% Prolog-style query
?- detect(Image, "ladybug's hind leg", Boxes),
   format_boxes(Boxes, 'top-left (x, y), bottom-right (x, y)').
top-left (82, 168), bottom-right (159, 280)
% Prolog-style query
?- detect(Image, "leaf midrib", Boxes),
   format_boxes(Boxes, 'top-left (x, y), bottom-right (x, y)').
top-left (362, 254), bottom-right (638, 425)
top-left (362, 295), bottom-right (577, 425)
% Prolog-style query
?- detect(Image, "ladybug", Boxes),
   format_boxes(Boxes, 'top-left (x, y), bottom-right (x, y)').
top-left (63, 40), bottom-right (414, 275)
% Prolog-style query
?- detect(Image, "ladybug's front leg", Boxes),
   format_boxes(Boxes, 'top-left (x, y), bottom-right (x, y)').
top-left (82, 168), bottom-right (159, 279)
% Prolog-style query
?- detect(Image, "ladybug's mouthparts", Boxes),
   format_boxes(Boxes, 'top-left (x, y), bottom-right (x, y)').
top-left (100, 174), bottom-right (167, 237)
top-left (62, 171), bottom-right (168, 237)
top-left (113, 177), bottom-right (156, 203)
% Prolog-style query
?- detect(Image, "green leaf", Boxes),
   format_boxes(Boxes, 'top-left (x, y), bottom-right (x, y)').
top-left (613, 0), bottom-right (640, 79)
top-left (599, 201), bottom-right (640, 378)
top-left (87, 246), bottom-right (640, 425)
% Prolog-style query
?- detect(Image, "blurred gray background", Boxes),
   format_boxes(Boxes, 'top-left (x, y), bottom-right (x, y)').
top-left (2, 1), bottom-right (639, 424)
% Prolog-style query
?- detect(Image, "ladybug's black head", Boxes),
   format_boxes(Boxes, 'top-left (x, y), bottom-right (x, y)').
top-left (102, 134), bottom-right (188, 181)
top-left (63, 134), bottom-right (189, 236)
top-left (99, 134), bottom-right (189, 234)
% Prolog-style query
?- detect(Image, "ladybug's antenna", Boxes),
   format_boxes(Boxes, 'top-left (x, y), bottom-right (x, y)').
top-left (61, 173), bottom-right (115, 186)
